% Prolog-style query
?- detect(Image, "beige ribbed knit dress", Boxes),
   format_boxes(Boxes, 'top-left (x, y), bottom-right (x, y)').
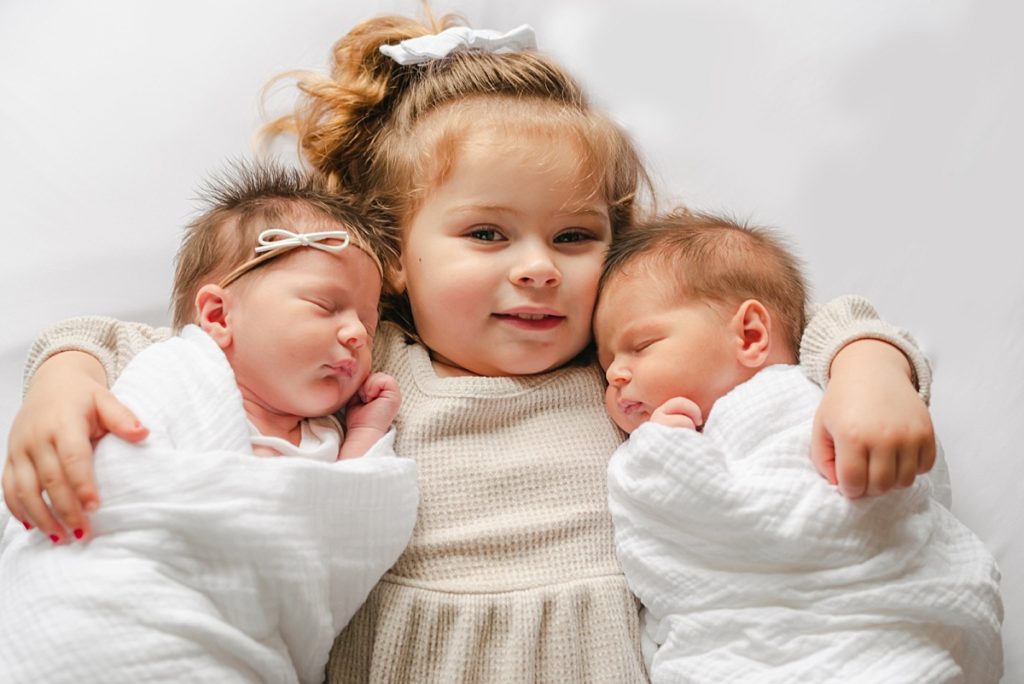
top-left (22, 296), bottom-right (932, 683)
top-left (326, 323), bottom-right (645, 682)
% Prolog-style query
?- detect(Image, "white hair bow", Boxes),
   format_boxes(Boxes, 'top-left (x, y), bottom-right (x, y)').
top-left (254, 229), bottom-right (350, 254)
top-left (379, 24), bottom-right (536, 66)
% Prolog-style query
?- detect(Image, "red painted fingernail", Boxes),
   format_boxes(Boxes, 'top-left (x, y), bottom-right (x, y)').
top-left (49, 534), bottom-right (60, 544)
top-left (22, 520), bottom-right (32, 530)
top-left (74, 529), bottom-right (84, 540)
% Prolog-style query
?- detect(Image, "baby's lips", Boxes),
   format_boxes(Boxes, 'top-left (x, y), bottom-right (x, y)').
top-left (326, 359), bottom-right (356, 377)
top-left (617, 399), bottom-right (644, 415)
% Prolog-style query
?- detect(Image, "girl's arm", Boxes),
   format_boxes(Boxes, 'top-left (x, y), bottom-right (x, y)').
top-left (799, 295), bottom-right (935, 499)
top-left (3, 316), bottom-right (167, 541)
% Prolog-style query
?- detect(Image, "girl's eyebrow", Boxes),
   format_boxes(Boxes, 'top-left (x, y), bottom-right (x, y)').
top-left (448, 203), bottom-right (519, 217)
top-left (448, 203), bottom-right (609, 219)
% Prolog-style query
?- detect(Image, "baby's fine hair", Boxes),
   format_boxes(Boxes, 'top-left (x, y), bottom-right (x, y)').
top-left (600, 210), bottom-right (809, 357)
top-left (262, 11), bottom-right (651, 333)
top-left (171, 159), bottom-right (394, 330)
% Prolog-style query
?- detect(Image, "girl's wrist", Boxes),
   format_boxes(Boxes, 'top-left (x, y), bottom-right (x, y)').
top-left (829, 338), bottom-right (913, 384)
top-left (34, 351), bottom-right (108, 390)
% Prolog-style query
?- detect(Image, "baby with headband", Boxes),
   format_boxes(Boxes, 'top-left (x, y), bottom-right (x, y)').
top-left (0, 161), bottom-right (419, 684)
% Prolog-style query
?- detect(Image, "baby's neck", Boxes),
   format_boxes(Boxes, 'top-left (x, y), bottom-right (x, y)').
top-left (242, 399), bottom-right (304, 445)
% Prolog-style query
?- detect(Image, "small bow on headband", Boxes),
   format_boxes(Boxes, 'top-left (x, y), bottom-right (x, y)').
top-left (254, 229), bottom-right (350, 254)
top-left (379, 24), bottom-right (536, 66)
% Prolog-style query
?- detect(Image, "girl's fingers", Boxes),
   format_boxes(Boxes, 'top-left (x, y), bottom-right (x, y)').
top-left (52, 430), bottom-right (96, 537)
top-left (56, 422), bottom-right (104, 516)
top-left (833, 436), bottom-right (870, 499)
top-left (918, 434), bottom-right (937, 475)
top-left (11, 450), bottom-right (67, 543)
top-left (865, 444), bottom-right (898, 497)
top-left (808, 415), bottom-right (838, 486)
top-left (33, 437), bottom-right (80, 540)
top-left (895, 448), bottom-right (919, 489)
top-left (96, 390), bottom-right (147, 443)
top-left (2, 462), bottom-right (30, 530)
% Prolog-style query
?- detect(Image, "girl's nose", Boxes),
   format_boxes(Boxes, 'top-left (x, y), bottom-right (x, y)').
top-left (338, 315), bottom-right (369, 350)
top-left (509, 249), bottom-right (561, 288)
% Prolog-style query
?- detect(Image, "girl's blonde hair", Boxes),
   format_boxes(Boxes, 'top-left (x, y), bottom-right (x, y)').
top-left (261, 11), bottom-right (651, 333)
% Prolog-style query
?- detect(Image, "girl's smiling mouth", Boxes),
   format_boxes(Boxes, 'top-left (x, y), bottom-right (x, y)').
top-left (493, 310), bottom-right (566, 331)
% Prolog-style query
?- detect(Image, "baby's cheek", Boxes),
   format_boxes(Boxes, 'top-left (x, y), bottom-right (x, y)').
top-left (603, 387), bottom-right (630, 434)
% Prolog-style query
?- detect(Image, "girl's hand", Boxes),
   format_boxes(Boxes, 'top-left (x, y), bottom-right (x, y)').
top-left (2, 352), bottom-right (147, 542)
top-left (338, 373), bottom-right (400, 459)
top-left (651, 397), bottom-right (703, 431)
top-left (810, 339), bottom-right (936, 499)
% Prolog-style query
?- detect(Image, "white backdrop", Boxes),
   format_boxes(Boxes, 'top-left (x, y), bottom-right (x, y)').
top-left (1, 1), bottom-right (1020, 678)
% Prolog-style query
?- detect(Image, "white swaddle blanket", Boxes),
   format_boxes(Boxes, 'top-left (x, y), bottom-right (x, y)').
top-left (0, 326), bottom-right (418, 683)
top-left (608, 365), bottom-right (1002, 684)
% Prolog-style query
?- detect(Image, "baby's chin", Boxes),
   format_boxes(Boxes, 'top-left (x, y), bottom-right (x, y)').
top-left (610, 412), bottom-right (646, 435)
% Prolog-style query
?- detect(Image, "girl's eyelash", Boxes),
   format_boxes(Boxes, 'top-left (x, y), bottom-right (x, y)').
top-left (466, 226), bottom-right (505, 241)
top-left (554, 229), bottom-right (594, 243)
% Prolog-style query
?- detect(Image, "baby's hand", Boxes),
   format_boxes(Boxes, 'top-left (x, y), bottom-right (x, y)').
top-left (811, 339), bottom-right (936, 499)
top-left (651, 397), bottom-right (703, 431)
top-left (338, 373), bottom-right (400, 459)
top-left (3, 352), bottom-right (147, 543)
top-left (346, 373), bottom-right (400, 433)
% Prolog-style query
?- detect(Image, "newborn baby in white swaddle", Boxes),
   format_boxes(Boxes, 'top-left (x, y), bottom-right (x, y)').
top-left (0, 162), bottom-right (418, 684)
top-left (594, 211), bottom-right (1003, 683)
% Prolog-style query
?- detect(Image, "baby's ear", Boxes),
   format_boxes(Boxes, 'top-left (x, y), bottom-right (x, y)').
top-left (195, 284), bottom-right (232, 349)
top-left (388, 259), bottom-right (407, 294)
top-left (730, 299), bottom-right (772, 368)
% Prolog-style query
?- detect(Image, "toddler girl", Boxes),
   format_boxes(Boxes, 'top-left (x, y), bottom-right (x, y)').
top-left (4, 12), bottom-right (936, 683)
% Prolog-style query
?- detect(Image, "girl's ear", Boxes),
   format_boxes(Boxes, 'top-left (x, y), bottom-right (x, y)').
top-left (195, 284), bottom-right (233, 349)
top-left (729, 299), bottom-right (772, 368)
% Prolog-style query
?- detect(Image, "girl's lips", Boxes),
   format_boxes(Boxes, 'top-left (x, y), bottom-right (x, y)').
top-left (493, 312), bottom-right (565, 331)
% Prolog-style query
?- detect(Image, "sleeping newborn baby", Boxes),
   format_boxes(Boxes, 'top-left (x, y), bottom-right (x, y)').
top-left (594, 210), bottom-right (1003, 683)
top-left (0, 162), bottom-right (418, 683)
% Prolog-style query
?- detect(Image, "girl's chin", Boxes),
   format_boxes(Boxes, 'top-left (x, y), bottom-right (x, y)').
top-left (480, 353), bottom-right (582, 377)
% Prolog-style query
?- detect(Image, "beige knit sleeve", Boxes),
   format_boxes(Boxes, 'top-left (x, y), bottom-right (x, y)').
top-left (24, 316), bottom-right (171, 395)
top-left (799, 295), bottom-right (932, 404)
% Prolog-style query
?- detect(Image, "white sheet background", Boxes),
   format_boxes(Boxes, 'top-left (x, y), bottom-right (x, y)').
top-left (1, 1), bottom-right (1019, 679)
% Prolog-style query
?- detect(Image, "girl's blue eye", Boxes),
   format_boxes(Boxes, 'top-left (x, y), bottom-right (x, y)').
top-left (467, 227), bottom-right (504, 242)
top-left (554, 229), bottom-right (593, 244)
